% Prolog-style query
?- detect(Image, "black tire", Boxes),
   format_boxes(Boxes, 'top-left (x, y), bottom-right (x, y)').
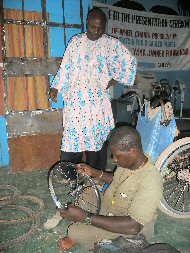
top-left (155, 137), bottom-right (190, 219)
top-left (0, 205), bottom-right (39, 250)
top-left (0, 184), bottom-right (21, 207)
top-left (0, 195), bottom-right (45, 224)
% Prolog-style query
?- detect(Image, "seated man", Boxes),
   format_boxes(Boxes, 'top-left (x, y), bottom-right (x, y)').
top-left (58, 126), bottom-right (163, 252)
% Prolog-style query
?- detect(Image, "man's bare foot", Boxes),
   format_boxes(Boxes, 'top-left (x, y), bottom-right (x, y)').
top-left (58, 237), bottom-right (76, 252)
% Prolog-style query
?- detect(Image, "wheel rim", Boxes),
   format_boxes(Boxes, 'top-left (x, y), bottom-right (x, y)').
top-left (48, 162), bottom-right (79, 209)
top-left (48, 161), bottom-right (101, 214)
top-left (160, 143), bottom-right (190, 216)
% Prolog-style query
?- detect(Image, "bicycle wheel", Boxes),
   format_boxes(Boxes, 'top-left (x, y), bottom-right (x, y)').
top-left (155, 137), bottom-right (190, 219)
top-left (48, 161), bottom-right (101, 214)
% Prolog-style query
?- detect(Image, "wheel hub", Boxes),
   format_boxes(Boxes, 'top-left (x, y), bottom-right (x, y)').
top-left (177, 169), bottom-right (190, 183)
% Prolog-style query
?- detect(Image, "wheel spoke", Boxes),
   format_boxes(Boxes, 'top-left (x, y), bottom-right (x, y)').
top-left (156, 138), bottom-right (190, 218)
top-left (163, 177), bottom-right (177, 189)
top-left (173, 184), bottom-right (187, 210)
top-left (164, 182), bottom-right (181, 200)
top-left (48, 161), bottom-right (101, 214)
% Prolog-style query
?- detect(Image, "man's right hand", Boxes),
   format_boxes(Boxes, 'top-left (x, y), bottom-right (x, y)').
top-left (49, 88), bottom-right (58, 102)
top-left (76, 163), bottom-right (98, 178)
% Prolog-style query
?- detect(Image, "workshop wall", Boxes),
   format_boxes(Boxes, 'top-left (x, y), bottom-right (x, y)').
top-left (1, 0), bottom-right (92, 170)
top-left (1, 0), bottom-right (189, 170)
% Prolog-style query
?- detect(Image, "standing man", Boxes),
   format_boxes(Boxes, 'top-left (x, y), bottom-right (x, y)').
top-left (44, 6), bottom-right (137, 232)
top-left (49, 7), bottom-right (137, 172)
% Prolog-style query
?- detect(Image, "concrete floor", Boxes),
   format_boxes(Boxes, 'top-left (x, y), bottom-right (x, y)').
top-left (0, 163), bottom-right (190, 253)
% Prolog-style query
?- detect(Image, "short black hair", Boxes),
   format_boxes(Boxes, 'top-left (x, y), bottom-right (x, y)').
top-left (87, 7), bottom-right (107, 23)
top-left (108, 126), bottom-right (142, 152)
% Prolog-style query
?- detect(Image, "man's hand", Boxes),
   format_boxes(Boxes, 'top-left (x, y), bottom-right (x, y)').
top-left (106, 79), bottom-right (117, 89)
top-left (77, 163), bottom-right (113, 183)
top-left (57, 205), bottom-right (88, 223)
top-left (76, 163), bottom-right (100, 178)
top-left (49, 88), bottom-right (58, 102)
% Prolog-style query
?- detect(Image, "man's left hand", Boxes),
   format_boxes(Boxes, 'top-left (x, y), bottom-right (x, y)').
top-left (106, 79), bottom-right (117, 89)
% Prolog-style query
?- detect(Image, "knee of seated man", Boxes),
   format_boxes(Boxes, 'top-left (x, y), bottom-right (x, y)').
top-left (139, 216), bottom-right (157, 241)
top-left (68, 222), bottom-right (101, 244)
top-left (68, 223), bottom-right (86, 243)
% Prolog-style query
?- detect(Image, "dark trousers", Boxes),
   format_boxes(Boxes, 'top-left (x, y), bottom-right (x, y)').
top-left (61, 141), bottom-right (107, 171)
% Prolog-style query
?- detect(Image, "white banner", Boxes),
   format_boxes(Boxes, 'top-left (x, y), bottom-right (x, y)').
top-left (107, 6), bottom-right (190, 71)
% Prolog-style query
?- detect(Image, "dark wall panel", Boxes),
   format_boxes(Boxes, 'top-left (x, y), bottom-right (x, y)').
top-left (9, 132), bottom-right (62, 172)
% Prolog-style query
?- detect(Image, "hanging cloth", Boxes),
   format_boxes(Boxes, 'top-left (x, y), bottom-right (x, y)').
top-left (136, 100), bottom-right (177, 163)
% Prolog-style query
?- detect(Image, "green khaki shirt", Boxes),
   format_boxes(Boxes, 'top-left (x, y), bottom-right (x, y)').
top-left (102, 156), bottom-right (163, 225)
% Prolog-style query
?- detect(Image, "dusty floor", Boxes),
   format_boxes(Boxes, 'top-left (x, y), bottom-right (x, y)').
top-left (0, 160), bottom-right (190, 253)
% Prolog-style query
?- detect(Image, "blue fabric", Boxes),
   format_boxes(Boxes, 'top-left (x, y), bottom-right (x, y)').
top-left (102, 182), bottom-right (110, 193)
top-left (136, 103), bottom-right (176, 163)
top-left (0, 116), bottom-right (10, 167)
